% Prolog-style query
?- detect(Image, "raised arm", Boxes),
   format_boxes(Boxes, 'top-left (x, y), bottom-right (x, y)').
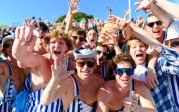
top-left (65, 0), bottom-right (80, 33)
top-left (135, 0), bottom-right (174, 28)
top-left (41, 55), bottom-right (74, 105)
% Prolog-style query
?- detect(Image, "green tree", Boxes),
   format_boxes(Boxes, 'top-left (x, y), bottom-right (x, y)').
top-left (56, 12), bottom-right (93, 23)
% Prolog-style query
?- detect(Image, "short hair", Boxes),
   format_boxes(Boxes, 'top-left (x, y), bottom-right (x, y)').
top-left (127, 38), bottom-right (147, 51)
top-left (96, 42), bottom-right (110, 53)
top-left (70, 27), bottom-right (86, 38)
top-left (113, 53), bottom-right (136, 68)
top-left (43, 30), bottom-right (72, 50)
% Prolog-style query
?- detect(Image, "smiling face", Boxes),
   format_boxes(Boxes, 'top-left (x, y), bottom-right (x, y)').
top-left (146, 16), bottom-right (164, 43)
top-left (49, 38), bottom-right (68, 60)
top-left (76, 58), bottom-right (96, 80)
top-left (128, 40), bottom-right (147, 65)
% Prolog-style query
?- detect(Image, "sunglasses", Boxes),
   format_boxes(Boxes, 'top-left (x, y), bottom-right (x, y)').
top-left (171, 41), bottom-right (179, 47)
top-left (77, 61), bottom-right (95, 68)
top-left (72, 36), bottom-right (86, 42)
top-left (3, 43), bottom-right (12, 48)
top-left (96, 50), bottom-right (109, 56)
top-left (115, 68), bottom-right (134, 76)
top-left (147, 20), bottom-right (162, 28)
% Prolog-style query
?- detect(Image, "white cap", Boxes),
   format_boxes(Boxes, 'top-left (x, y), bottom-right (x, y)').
top-left (165, 20), bottom-right (179, 41)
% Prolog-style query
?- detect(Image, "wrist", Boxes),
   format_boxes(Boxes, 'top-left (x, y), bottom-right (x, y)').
top-left (147, 67), bottom-right (156, 73)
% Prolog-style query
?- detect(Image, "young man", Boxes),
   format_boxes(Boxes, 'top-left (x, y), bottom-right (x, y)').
top-left (41, 48), bottom-right (104, 112)
top-left (96, 54), bottom-right (155, 112)
top-left (12, 28), bottom-right (74, 112)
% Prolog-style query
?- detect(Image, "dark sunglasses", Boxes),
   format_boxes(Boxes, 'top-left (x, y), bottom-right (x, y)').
top-left (77, 61), bottom-right (95, 68)
top-left (96, 50), bottom-right (109, 56)
top-left (171, 41), bottom-right (179, 47)
top-left (36, 22), bottom-right (49, 33)
top-left (72, 36), bottom-right (86, 42)
top-left (147, 20), bottom-right (162, 28)
top-left (3, 43), bottom-right (12, 48)
top-left (115, 68), bottom-right (134, 76)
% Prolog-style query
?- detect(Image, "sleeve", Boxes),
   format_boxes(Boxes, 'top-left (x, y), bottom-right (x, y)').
top-left (158, 47), bottom-right (179, 75)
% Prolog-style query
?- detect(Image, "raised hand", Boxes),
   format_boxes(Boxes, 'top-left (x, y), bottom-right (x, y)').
top-left (136, 16), bottom-right (144, 27)
top-left (52, 54), bottom-right (74, 81)
top-left (69, 0), bottom-right (80, 15)
top-left (101, 30), bottom-right (118, 46)
top-left (123, 91), bottom-right (139, 112)
top-left (134, 0), bottom-right (152, 13)
top-left (146, 70), bottom-right (159, 89)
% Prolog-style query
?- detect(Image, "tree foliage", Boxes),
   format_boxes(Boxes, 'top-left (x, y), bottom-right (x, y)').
top-left (56, 12), bottom-right (93, 23)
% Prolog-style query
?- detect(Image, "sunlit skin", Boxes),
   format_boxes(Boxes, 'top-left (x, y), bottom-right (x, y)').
top-left (145, 16), bottom-right (164, 43)
top-left (76, 58), bottom-right (96, 80)
top-left (129, 42), bottom-right (147, 65)
top-left (4, 40), bottom-right (14, 58)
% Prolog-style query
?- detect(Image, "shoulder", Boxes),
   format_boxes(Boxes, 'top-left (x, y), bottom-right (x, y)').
top-left (93, 74), bottom-right (105, 85)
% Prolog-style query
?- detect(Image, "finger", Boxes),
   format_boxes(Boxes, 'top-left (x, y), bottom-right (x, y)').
top-left (19, 26), bottom-right (26, 41)
top-left (149, 80), bottom-right (155, 89)
top-left (15, 27), bottom-right (21, 39)
top-left (67, 70), bottom-right (75, 76)
top-left (155, 78), bottom-right (159, 86)
top-left (134, 2), bottom-right (140, 6)
top-left (24, 26), bottom-right (32, 42)
top-left (54, 57), bottom-right (58, 69)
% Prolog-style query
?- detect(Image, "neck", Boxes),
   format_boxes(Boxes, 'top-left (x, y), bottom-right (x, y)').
top-left (115, 81), bottom-right (131, 96)
top-left (77, 75), bottom-right (92, 86)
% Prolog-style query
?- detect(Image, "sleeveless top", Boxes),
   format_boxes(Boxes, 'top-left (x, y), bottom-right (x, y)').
top-left (24, 74), bottom-right (62, 112)
top-left (0, 61), bottom-right (17, 112)
top-left (24, 59), bottom-right (71, 112)
top-left (61, 75), bottom-right (95, 112)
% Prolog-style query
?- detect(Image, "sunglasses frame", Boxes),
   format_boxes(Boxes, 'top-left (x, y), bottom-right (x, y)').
top-left (115, 68), bottom-right (134, 76)
top-left (72, 36), bottom-right (86, 42)
top-left (96, 50), bottom-right (109, 56)
top-left (76, 60), bottom-right (95, 68)
top-left (147, 20), bottom-right (162, 28)
top-left (171, 41), bottom-right (179, 47)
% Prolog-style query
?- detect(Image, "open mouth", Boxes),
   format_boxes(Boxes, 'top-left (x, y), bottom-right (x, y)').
top-left (153, 30), bottom-right (160, 34)
top-left (136, 53), bottom-right (143, 58)
top-left (90, 39), bottom-right (94, 42)
top-left (54, 50), bottom-right (61, 55)
top-left (121, 79), bottom-right (129, 84)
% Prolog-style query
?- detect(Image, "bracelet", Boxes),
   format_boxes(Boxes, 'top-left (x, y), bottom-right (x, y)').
top-left (147, 67), bottom-right (156, 73)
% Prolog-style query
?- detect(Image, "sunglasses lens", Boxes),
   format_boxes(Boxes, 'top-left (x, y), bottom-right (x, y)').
top-left (103, 51), bottom-right (108, 56)
top-left (116, 68), bottom-right (123, 76)
top-left (147, 21), bottom-right (162, 28)
top-left (171, 41), bottom-right (179, 47)
top-left (72, 36), bottom-right (78, 40)
top-left (147, 22), bottom-right (155, 27)
top-left (77, 61), bottom-right (95, 68)
top-left (96, 50), bottom-right (102, 54)
top-left (115, 68), bottom-right (134, 76)
top-left (79, 37), bottom-right (86, 42)
top-left (86, 61), bottom-right (95, 68)
top-left (77, 61), bottom-right (85, 67)
top-left (126, 69), bottom-right (134, 76)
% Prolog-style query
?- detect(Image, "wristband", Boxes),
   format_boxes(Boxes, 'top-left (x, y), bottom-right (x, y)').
top-left (147, 67), bottom-right (156, 73)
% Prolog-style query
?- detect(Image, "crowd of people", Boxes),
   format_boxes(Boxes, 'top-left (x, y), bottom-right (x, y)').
top-left (0, 0), bottom-right (179, 112)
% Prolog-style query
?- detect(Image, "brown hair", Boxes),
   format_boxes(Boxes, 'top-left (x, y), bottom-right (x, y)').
top-left (127, 38), bottom-right (147, 51)
top-left (113, 53), bottom-right (136, 68)
top-left (43, 30), bottom-right (72, 50)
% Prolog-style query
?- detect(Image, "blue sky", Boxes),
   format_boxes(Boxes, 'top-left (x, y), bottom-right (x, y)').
top-left (0, 0), bottom-right (178, 27)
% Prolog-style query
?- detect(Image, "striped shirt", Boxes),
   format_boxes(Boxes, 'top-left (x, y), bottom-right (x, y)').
top-left (61, 75), bottom-right (94, 112)
top-left (0, 61), bottom-right (17, 112)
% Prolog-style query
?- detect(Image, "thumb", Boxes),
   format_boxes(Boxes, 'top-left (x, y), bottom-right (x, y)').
top-left (67, 70), bottom-right (75, 76)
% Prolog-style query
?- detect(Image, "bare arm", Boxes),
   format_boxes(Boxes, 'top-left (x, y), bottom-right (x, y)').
top-left (65, 0), bottom-right (79, 33)
top-left (135, 0), bottom-right (174, 27)
top-left (136, 82), bottom-right (156, 112)
top-left (155, 0), bottom-right (179, 19)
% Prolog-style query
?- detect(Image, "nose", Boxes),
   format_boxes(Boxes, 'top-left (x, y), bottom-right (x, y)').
top-left (153, 23), bottom-right (158, 28)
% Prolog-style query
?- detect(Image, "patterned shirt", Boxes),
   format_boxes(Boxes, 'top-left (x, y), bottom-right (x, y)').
top-left (151, 47), bottom-right (179, 112)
